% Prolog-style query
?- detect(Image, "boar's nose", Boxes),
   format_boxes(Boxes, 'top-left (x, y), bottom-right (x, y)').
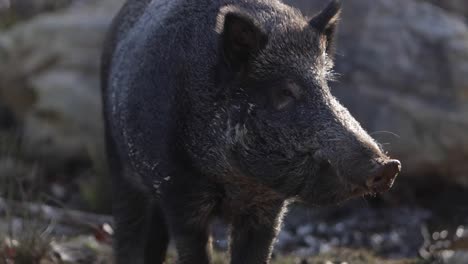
top-left (366, 160), bottom-right (401, 192)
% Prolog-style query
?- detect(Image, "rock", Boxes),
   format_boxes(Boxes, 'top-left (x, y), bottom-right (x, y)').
top-left (0, 0), bottom-right (75, 30)
top-left (426, 0), bottom-right (468, 20)
top-left (440, 250), bottom-right (468, 264)
top-left (286, 0), bottom-right (468, 187)
top-left (297, 224), bottom-right (314, 237)
top-left (276, 230), bottom-right (297, 250)
top-left (6, 0), bottom-right (72, 19)
top-left (50, 236), bottom-right (113, 263)
top-left (0, 0), bottom-right (9, 11)
top-left (0, 0), bottom-right (125, 166)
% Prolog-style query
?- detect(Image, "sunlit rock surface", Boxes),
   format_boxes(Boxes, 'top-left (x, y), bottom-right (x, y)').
top-left (0, 0), bottom-right (125, 166)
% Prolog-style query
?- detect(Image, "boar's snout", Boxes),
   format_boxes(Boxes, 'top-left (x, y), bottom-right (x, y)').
top-left (365, 159), bottom-right (401, 193)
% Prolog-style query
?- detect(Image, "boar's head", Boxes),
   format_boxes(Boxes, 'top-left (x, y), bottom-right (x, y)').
top-left (212, 0), bottom-right (400, 205)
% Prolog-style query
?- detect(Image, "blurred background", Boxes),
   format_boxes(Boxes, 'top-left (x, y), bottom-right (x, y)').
top-left (0, 0), bottom-right (467, 263)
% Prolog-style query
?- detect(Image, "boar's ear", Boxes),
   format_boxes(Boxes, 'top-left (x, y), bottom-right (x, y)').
top-left (309, 0), bottom-right (341, 56)
top-left (221, 12), bottom-right (268, 71)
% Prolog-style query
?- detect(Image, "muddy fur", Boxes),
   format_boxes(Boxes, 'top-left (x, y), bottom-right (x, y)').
top-left (101, 0), bottom-right (397, 263)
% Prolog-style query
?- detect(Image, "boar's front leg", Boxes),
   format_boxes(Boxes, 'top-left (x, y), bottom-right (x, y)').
top-left (171, 224), bottom-right (211, 264)
top-left (229, 201), bottom-right (286, 264)
top-left (163, 173), bottom-right (217, 264)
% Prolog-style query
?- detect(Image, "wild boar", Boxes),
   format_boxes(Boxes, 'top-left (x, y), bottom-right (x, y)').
top-left (101, 0), bottom-right (401, 263)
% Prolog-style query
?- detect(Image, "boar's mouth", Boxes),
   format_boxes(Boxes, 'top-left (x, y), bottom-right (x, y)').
top-left (297, 158), bottom-right (401, 206)
top-left (226, 146), bottom-right (400, 206)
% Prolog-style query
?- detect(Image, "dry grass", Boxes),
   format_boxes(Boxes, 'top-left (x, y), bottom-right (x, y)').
top-left (0, 132), bottom-right (52, 264)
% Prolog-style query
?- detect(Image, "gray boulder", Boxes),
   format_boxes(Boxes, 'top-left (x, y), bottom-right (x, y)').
top-left (0, 0), bottom-right (124, 165)
top-left (426, 0), bottom-right (468, 20)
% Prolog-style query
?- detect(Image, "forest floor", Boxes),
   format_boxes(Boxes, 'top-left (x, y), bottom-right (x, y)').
top-left (1, 185), bottom-right (467, 264)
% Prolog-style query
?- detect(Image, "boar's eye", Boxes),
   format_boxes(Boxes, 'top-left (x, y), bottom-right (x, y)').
top-left (273, 87), bottom-right (297, 111)
top-left (281, 88), bottom-right (294, 98)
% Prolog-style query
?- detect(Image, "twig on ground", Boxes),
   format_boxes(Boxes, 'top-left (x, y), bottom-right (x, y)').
top-left (0, 197), bottom-right (113, 233)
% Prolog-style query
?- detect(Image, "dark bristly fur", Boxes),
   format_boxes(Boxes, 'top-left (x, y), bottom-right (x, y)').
top-left (101, 0), bottom-right (400, 263)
